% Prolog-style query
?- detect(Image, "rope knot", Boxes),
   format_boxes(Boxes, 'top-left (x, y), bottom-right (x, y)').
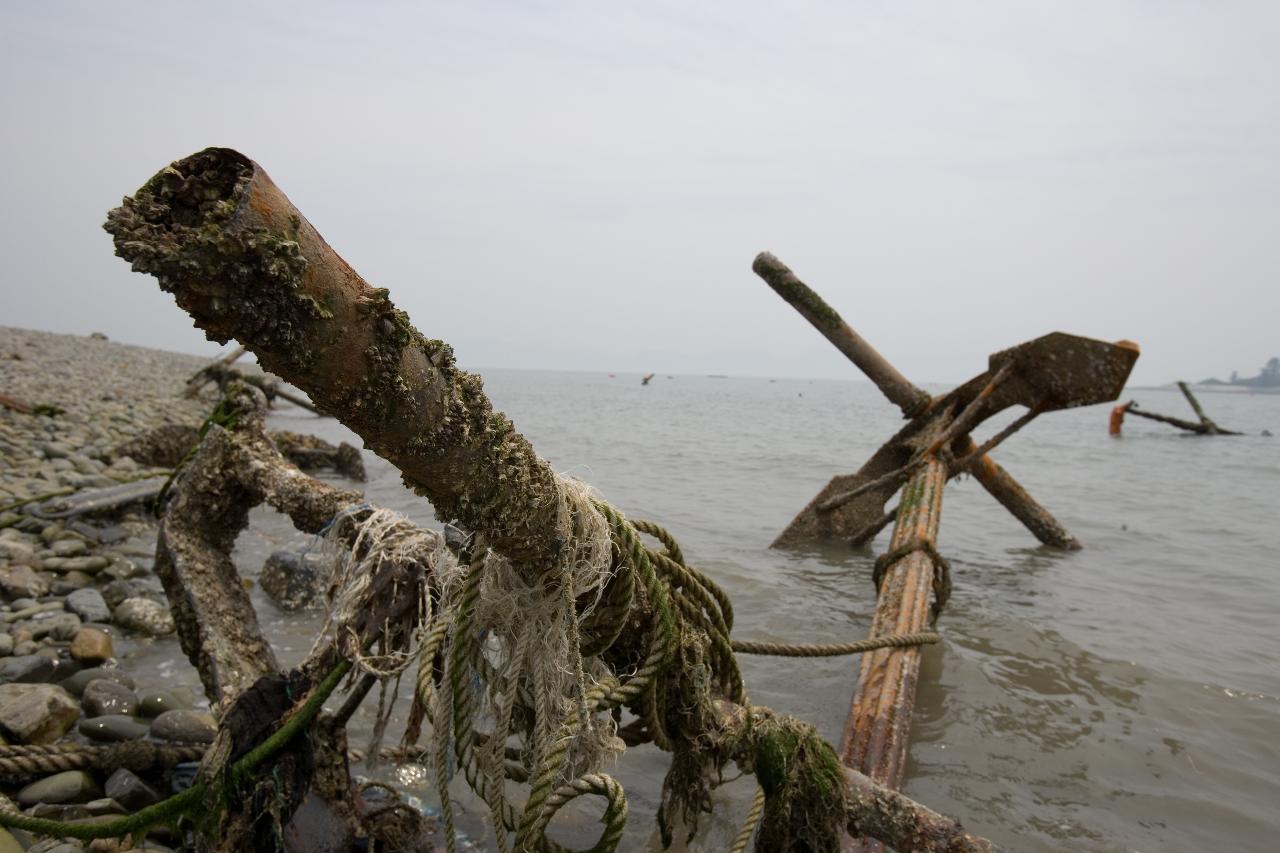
top-left (872, 539), bottom-right (952, 623)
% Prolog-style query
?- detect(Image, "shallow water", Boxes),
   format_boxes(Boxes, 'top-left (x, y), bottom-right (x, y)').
top-left (148, 371), bottom-right (1280, 851)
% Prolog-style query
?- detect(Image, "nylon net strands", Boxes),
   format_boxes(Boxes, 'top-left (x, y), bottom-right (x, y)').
top-left (316, 481), bottom-right (947, 851)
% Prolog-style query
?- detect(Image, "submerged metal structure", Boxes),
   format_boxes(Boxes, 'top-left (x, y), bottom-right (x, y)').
top-left (752, 254), bottom-right (1139, 848)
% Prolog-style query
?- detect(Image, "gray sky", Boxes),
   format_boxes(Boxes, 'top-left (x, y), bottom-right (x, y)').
top-left (2, 1), bottom-right (1277, 385)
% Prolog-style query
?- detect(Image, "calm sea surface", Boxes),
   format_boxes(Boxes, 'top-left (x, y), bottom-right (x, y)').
top-left (137, 370), bottom-right (1280, 851)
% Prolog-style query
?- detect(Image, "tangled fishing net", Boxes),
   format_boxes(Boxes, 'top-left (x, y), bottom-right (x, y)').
top-left (294, 458), bottom-right (856, 852)
top-left (309, 475), bottom-right (710, 851)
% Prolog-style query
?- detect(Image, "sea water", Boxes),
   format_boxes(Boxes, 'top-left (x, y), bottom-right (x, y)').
top-left (148, 370), bottom-right (1280, 851)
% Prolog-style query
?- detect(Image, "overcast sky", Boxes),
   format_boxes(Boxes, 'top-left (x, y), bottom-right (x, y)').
top-left (2, 1), bottom-right (1277, 385)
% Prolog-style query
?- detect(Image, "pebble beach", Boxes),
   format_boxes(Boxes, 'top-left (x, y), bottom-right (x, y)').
top-left (0, 326), bottom-right (229, 853)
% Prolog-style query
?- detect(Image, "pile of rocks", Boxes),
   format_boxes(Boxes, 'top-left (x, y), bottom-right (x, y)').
top-left (0, 327), bottom-right (213, 509)
top-left (0, 328), bottom-right (222, 851)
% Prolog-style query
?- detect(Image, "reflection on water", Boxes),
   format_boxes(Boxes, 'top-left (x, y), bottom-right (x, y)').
top-left (135, 372), bottom-right (1280, 851)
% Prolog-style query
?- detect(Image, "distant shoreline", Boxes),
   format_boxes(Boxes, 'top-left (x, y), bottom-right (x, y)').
top-left (1128, 383), bottom-right (1280, 395)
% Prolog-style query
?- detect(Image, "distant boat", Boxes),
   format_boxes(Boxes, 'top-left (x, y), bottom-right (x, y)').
top-left (708, 374), bottom-right (728, 379)
top-left (641, 373), bottom-right (655, 386)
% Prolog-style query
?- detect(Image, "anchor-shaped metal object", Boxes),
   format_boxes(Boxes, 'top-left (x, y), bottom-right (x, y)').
top-left (752, 253), bottom-right (1139, 850)
top-left (755, 253), bottom-right (1139, 551)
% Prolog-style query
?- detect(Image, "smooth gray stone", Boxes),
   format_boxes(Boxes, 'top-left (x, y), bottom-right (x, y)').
top-left (103, 763), bottom-right (162, 809)
top-left (65, 589), bottom-right (111, 623)
top-left (26, 802), bottom-right (91, 820)
top-left (28, 841), bottom-right (88, 853)
top-left (16, 770), bottom-right (101, 807)
top-left (105, 768), bottom-right (162, 811)
top-left (111, 598), bottom-right (174, 637)
top-left (260, 550), bottom-right (327, 612)
top-left (49, 540), bottom-right (85, 558)
top-left (148, 709), bottom-right (215, 744)
top-left (0, 566), bottom-right (49, 599)
top-left (100, 577), bottom-right (165, 609)
top-left (84, 797), bottom-right (128, 816)
top-left (78, 714), bottom-right (151, 742)
top-left (81, 679), bottom-right (138, 717)
top-left (39, 443), bottom-right (72, 460)
top-left (0, 654), bottom-right (54, 684)
top-left (0, 683), bottom-right (80, 743)
top-left (137, 689), bottom-right (190, 719)
top-left (29, 612), bottom-right (81, 641)
top-left (56, 556), bottom-right (110, 574)
top-left (59, 666), bottom-right (135, 697)
top-left (0, 634), bottom-right (12, 657)
top-left (48, 573), bottom-right (95, 596)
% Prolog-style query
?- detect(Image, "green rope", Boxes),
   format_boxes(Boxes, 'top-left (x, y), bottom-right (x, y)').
top-left (0, 779), bottom-right (204, 841)
top-left (0, 469), bottom-right (170, 516)
top-left (0, 489), bottom-right (73, 515)
top-left (400, 504), bottom-right (932, 852)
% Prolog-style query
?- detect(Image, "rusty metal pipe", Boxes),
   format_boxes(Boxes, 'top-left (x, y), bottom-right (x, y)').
top-left (840, 455), bottom-right (948, 850)
top-left (840, 457), bottom-right (946, 783)
top-left (753, 252), bottom-right (932, 416)
top-left (1176, 381), bottom-right (1240, 435)
top-left (104, 147), bottom-right (569, 571)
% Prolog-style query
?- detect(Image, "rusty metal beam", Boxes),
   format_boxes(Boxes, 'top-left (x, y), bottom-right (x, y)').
top-left (840, 455), bottom-right (948, 851)
top-left (754, 252), bottom-right (1082, 550)
top-left (839, 457), bottom-right (946, 783)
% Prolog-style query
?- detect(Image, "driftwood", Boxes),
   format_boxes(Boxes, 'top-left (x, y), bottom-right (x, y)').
top-left (114, 422), bottom-right (365, 480)
top-left (102, 147), bottom-right (1003, 852)
top-left (1114, 381), bottom-right (1242, 436)
top-left (0, 393), bottom-right (33, 414)
top-left (183, 345), bottom-right (246, 398)
top-left (203, 363), bottom-right (323, 415)
top-left (155, 387), bottom-right (360, 709)
top-left (754, 253), bottom-right (1092, 551)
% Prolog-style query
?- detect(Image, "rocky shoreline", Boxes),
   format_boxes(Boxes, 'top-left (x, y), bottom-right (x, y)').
top-left (0, 327), bottom-right (229, 853)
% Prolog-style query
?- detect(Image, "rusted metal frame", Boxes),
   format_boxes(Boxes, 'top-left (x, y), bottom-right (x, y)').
top-left (839, 453), bottom-right (948, 850)
top-left (753, 252), bottom-right (1081, 549)
top-left (840, 455), bottom-right (947, 782)
top-left (818, 460), bottom-right (918, 515)
top-left (1177, 381), bottom-right (1216, 430)
top-left (753, 252), bottom-right (932, 417)
top-left (1177, 381), bottom-right (1241, 435)
top-left (848, 505), bottom-right (898, 548)
top-left (1124, 404), bottom-right (1211, 433)
top-left (950, 400), bottom-right (1048, 474)
top-left (919, 362), bottom-right (1013, 460)
top-left (819, 364), bottom-right (1005, 513)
